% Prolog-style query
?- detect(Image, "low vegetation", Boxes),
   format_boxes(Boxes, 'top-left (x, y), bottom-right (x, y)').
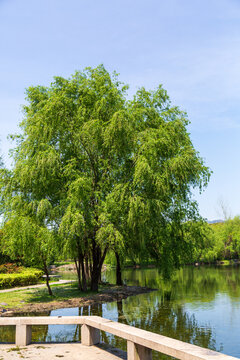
top-left (0, 263), bottom-right (21, 274)
top-left (0, 267), bottom-right (43, 289)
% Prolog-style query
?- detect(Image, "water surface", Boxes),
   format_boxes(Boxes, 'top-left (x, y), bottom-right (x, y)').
top-left (1, 266), bottom-right (240, 359)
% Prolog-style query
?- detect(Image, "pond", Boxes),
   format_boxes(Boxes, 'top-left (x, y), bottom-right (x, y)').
top-left (1, 265), bottom-right (240, 359)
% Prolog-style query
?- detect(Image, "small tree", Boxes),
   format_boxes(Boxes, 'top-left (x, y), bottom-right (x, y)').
top-left (1, 200), bottom-right (56, 295)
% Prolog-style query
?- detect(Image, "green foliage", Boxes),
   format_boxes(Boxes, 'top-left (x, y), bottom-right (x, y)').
top-left (0, 268), bottom-right (43, 289)
top-left (210, 217), bottom-right (240, 260)
top-left (0, 149), bottom-right (5, 217)
top-left (0, 230), bottom-right (12, 264)
top-left (0, 65), bottom-right (210, 288)
top-left (1, 216), bottom-right (56, 269)
top-left (190, 217), bottom-right (240, 263)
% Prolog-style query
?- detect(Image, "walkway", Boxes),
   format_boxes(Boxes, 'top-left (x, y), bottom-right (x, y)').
top-left (0, 343), bottom-right (126, 360)
top-left (0, 316), bottom-right (237, 360)
top-left (0, 280), bottom-right (73, 293)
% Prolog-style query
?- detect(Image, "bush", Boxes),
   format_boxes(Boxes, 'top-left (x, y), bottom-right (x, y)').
top-left (0, 252), bottom-right (12, 265)
top-left (0, 263), bottom-right (21, 274)
top-left (0, 268), bottom-right (43, 289)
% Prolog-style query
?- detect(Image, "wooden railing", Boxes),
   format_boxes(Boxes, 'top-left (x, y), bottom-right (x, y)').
top-left (0, 316), bottom-right (237, 360)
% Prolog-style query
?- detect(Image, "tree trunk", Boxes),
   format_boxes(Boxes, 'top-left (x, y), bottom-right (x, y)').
top-left (43, 262), bottom-right (53, 296)
top-left (91, 239), bottom-right (99, 291)
top-left (81, 257), bottom-right (87, 292)
top-left (85, 256), bottom-right (90, 281)
top-left (89, 259), bottom-right (93, 276)
top-left (115, 251), bottom-right (123, 286)
top-left (74, 258), bottom-right (82, 291)
top-left (91, 242), bottom-right (108, 291)
top-left (91, 254), bottom-right (100, 291)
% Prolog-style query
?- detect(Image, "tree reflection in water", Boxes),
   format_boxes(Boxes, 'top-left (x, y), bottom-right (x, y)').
top-left (2, 266), bottom-right (236, 359)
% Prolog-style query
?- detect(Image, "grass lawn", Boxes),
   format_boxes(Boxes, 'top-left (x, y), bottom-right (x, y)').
top-left (0, 282), bottom-right (96, 309)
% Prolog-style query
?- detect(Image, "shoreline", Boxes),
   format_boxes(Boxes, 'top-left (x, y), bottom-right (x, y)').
top-left (0, 285), bottom-right (155, 316)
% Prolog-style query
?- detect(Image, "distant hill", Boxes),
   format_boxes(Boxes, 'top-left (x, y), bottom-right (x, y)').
top-left (208, 219), bottom-right (224, 224)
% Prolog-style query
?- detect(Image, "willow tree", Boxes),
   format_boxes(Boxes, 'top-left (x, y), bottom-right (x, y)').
top-left (2, 212), bottom-right (56, 295)
top-left (1, 65), bottom-right (210, 291)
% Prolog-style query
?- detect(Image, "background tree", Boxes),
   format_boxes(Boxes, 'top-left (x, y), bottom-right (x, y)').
top-left (208, 217), bottom-right (240, 261)
top-left (0, 148), bottom-right (12, 265)
top-left (0, 146), bottom-right (4, 216)
top-left (216, 197), bottom-right (231, 221)
top-left (1, 65), bottom-right (210, 291)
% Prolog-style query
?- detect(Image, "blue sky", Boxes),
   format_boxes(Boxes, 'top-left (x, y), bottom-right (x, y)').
top-left (1, 0), bottom-right (240, 220)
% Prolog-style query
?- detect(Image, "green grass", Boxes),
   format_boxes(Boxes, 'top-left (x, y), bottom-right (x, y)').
top-left (7, 347), bottom-right (26, 352)
top-left (0, 281), bottom-right (98, 309)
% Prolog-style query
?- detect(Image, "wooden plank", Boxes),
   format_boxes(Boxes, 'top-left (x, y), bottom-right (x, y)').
top-left (0, 316), bottom-right (87, 326)
top-left (84, 317), bottom-right (237, 360)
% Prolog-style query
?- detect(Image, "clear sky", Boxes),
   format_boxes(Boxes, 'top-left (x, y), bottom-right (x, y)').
top-left (1, 0), bottom-right (240, 220)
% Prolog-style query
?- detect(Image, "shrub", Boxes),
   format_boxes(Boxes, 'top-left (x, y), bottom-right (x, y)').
top-left (0, 253), bottom-right (12, 265)
top-left (0, 268), bottom-right (43, 289)
top-left (0, 263), bottom-right (21, 274)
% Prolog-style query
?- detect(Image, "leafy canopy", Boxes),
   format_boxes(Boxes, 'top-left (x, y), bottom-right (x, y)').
top-left (1, 65), bottom-right (210, 280)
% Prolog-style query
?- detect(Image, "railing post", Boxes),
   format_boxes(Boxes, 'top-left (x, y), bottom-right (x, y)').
top-left (127, 340), bottom-right (152, 360)
top-left (16, 324), bottom-right (32, 346)
top-left (81, 324), bottom-right (100, 346)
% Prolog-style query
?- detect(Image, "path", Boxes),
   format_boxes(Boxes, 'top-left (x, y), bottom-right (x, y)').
top-left (0, 280), bottom-right (73, 294)
top-left (0, 343), bottom-right (126, 360)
